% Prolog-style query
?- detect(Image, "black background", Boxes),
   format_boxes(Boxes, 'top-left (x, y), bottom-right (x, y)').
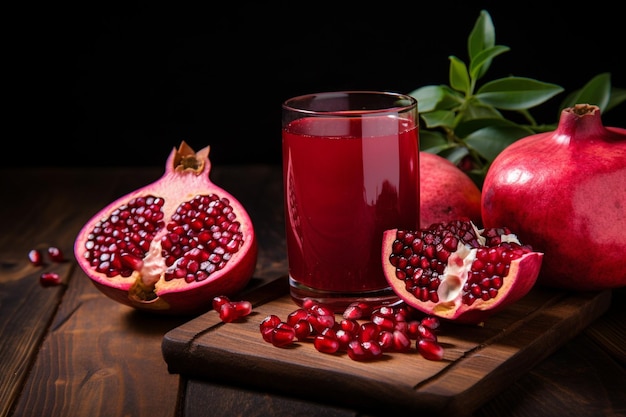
top-left (15, 2), bottom-right (625, 167)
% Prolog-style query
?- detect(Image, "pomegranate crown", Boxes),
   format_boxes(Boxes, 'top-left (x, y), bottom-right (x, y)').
top-left (170, 141), bottom-right (211, 174)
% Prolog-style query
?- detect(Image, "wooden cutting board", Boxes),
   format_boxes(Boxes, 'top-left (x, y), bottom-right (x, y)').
top-left (162, 276), bottom-right (611, 416)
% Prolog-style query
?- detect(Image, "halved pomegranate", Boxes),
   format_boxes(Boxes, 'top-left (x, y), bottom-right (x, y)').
top-left (382, 220), bottom-right (543, 324)
top-left (74, 142), bottom-right (258, 316)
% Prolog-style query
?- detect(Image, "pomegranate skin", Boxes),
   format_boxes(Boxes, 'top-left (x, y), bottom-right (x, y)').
top-left (74, 142), bottom-right (258, 316)
top-left (420, 152), bottom-right (482, 228)
top-left (481, 104), bottom-right (626, 291)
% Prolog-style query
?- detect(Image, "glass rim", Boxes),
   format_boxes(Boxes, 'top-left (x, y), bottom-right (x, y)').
top-left (282, 91), bottom-right (417, 116)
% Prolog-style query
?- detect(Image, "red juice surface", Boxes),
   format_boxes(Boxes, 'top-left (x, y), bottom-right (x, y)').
top-left (283, 115), bottom-right (419, 293)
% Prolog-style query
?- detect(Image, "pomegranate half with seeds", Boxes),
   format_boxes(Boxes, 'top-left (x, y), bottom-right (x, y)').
top-left (74, 142), bottom-right (258, 316)
top-left (382, 220), bottom-right (543, 324)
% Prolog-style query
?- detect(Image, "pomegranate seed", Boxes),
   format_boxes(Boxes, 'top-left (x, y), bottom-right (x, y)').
top-left (293, 319), bottom-right (313, 340)
top-left (219, 303), bottom-right (239, 323)
top-left (218, 300), bottom-right (252, 322)
top-left (28, 249), bottom-right (43, 266)
top-left (378, 330), bottom-right (395, 351)
top-left (406, 320), bottom-right (422, 339)
top-left (271, 323), bottom-right (296, 347)
top-left (340, 318), bottom-right (360, 334)
top-left (417, 324), bottom-right (437, 342)
top-left (346, 340), bottom-right (367, 361)
top-left (420, 316), bottom-right (440, 330)
top-left (392, 330), bottom-right (412, 352)
top-left (212, 295), bottom-right (231, 310)
top-left (286, 308), bottom-right (310, 326)
top-left (310, 304), bottom-right (334, 317)
top-left (417, 339), bottom-right (444, 361)
top-left (314, 329), bottom-right (340, 354)
top-left (260, 314), bottom-right (282, 330)
top-left (47, 246), bottom-right (64, 262)
top-left (260, 315), bottom-right (282, 342)
top-left (342, 301), bottom-right (373, 320)
top-left (371, 312), bottom-right (395, 331)
top-left (301, 298), bottom-right (317, 310)
top-left (232, 300), bottom-right (252, 317)
top-left (347, 340), bottom-right (382, 361)
top-left (334, 328), bottom-right (353, 350)
top-left (375, 305), bottom-right (395, 317)
top-left (358, 322), bottom-right (380, 342)
top-left (40, 272), bottom-right (62, 287)
top-left (393, 320), bottom-right (408, 334)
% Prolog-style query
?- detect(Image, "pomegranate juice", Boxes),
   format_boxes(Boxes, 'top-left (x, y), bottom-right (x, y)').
top-left (283, 115), bottom-right (419, 303)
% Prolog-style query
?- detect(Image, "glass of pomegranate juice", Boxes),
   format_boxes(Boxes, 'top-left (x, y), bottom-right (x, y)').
top-left (282, 91), bottom-right (420, 312)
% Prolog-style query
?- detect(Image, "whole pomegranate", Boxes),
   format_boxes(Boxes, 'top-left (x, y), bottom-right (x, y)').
top-left (481, 104), bottom-right (626, 291)
top-left (382, 219), bottom-right (543, 324)
top-left (420, 152), bottom-right (482, 228)
top-left (74, 142), bottom-right (258, 316)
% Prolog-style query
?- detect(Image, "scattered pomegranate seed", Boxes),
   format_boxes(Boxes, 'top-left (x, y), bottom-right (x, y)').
top-left (260, 315), bottom-right (282, 342)
top-left (47, 246), bottom-right (64, 262)
top-left (212, 295), bottom-right (231, 311)
top-left (218, 303), bottom-right (239, 323)
top-left (270, 323), bottom-right (296, 347)
top-left (417, 324), bottom-right (438, 342)
top-left (420, 316), bottom-right (440, 330)
top-left (218, 295), bottom-right (446, 362)
top-left (347, 340), bottom-right (383, 361)
top-left (40, 272), bottom-right (62, 287)
top-left (257, 299), bottom-right (446, 362)
top-left (314, 329), bottom-right (340, 354)
top-left (391, 330), bottom-right (412, 352)
top-left (293, 319), bottom-right (313, 340)
top-left (342, 301), bottom-right (374, 320)
top-left (28, 249), bottom-right (43, 266)
top-left (417, 338), bottom-right (445, 361)
top-left (213, 296), bottom-right (253, 323)
top-left (232, 300), bottom-right (252, 316)
top-left (286, 308), bottom-right (310, 326)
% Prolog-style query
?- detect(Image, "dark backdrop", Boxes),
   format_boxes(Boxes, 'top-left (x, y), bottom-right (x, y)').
top-left (17, 2), bottom-right (625, 167)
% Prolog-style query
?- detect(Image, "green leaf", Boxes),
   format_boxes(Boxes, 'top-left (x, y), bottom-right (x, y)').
top-left (560, 73), bottom-right (611, 110)
top-left (448, 56), bottom-right (470, 94)
top-left (455, 117), bottom-right (533, 138)
top-left (469, 45), bottom-right (510, 80)
top-left (409, 85), bottom-right (463, 112)
top-left (468, 10), bottom-right (495, 79)
top-left (409, 85), bottom-right (443, 112)
top-left (438, 146), bottom-right (470, 165)
top-left (607, 87), bottom-right (626, 112)
top-left (464, 125), bottom-right (531, 161)
top-left (421, 110), bottom-right (456, 129)
top-left (419, 130), bottom-right (449, 152)
top-left (475, 77), bottom-right (564, 110)
top-left (461, 100), bottom-right (503, 121)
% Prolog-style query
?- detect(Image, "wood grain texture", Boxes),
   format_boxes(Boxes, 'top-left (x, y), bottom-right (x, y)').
top-left (0, 165), bottom-right (288, 417)
top-left (163, 277), bottom-right (611, 416)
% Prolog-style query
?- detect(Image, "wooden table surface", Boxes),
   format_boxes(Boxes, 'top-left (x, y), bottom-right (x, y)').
top-left (1, 165), bottom-right (624, 417)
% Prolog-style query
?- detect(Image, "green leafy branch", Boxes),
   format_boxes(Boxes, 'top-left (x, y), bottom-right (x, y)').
top-left (410, 9), bottom-right (626, 188)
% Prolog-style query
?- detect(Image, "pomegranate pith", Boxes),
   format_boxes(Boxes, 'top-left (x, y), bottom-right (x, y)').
top-left (74, 141), bottom-right (258, 316)
top-left (382, 220), bottom-right (543, 324)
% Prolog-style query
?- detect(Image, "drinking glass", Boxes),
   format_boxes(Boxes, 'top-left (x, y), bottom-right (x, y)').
top-left (282, 91), bottom-right (420, 312)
